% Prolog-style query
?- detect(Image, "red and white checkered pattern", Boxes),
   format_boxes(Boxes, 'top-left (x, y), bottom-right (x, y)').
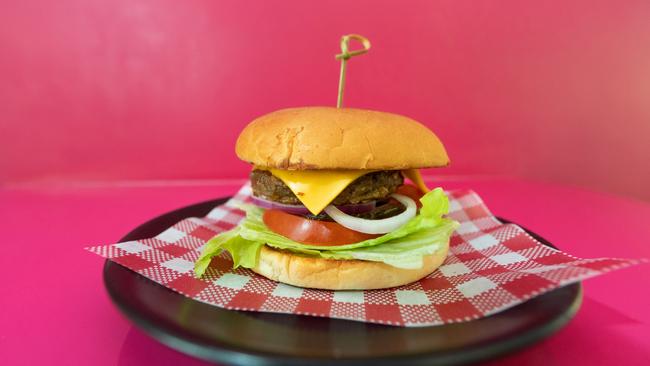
top-left (87, 184), bottom-right (641, 327)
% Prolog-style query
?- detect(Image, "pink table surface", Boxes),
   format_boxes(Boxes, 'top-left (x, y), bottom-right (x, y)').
top-left (1, 177), bottom-right (648, 365)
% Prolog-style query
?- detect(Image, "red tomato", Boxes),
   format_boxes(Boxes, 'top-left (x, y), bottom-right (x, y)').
top-left (262, 209), bottom-right (380, 246)
top-left (396, 184), bottom-right (424, 207)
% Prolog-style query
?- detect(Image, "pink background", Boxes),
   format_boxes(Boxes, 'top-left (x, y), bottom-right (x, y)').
top-left (1, 1), bottom-right (649, 365)
top-left (1, 0), bottom-right (650, 200)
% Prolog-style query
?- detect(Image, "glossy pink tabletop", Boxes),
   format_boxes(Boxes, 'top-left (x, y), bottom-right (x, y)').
top-left (1, 177), bottom-right (648, 365)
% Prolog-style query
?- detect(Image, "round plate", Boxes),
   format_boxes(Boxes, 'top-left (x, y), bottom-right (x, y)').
top-left (104, 197), bottom-right (582, 366)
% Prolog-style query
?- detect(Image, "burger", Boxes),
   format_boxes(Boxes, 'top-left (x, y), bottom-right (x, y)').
top-left (194, 107), bottom-right (459, 290)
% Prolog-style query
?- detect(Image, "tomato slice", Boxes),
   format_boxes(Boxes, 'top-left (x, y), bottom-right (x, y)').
top-left (396, 184), bottom-right (424, 208)
top-left (262, 209), bottom-right (380, 246)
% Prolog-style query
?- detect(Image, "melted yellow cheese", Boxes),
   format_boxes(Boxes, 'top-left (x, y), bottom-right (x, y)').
top-left (268, 168), bottom-right (372, 215)
top-left (401, 169), bottom-right (430, 193)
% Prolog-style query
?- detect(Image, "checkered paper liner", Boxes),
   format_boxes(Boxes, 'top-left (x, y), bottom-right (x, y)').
top-left (87, 184), bottom-right (640, 327)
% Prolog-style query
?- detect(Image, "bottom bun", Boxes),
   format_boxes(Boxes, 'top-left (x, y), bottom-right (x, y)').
top-left (252, 242), bottom-right (449, 290)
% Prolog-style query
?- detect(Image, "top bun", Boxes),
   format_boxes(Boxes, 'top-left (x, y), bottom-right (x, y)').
top-left (236, 107), bottom-right (449, 170)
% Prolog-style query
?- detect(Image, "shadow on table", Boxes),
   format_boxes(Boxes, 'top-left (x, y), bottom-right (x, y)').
top-left (481, 296), bottom-right (648, 366)
top-left (118, 326), bottom-right (209, 366)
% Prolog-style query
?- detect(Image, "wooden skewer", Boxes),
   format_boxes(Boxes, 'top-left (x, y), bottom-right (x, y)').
top-left (335, 34), bottom-right (371, 108)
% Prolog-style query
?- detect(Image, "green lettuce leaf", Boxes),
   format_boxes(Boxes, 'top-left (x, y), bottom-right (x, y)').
top-left (194, 227), bottom-right (264, 276)
top-left (194, 188), bottom-right (459, 277)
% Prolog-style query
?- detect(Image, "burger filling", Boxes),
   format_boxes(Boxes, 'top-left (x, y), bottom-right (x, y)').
top-left (250, 169), bottom-right (409, 221)
top-left (245, 169), bottom-right (433, 247)
top-left (194, 176), bottom-right (459, 276)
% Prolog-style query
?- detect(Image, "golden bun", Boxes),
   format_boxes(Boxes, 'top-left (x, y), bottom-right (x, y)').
top-left (252, 241), bottom-right (449, 290)
top-left (236, 107), bottom-right (449, 170)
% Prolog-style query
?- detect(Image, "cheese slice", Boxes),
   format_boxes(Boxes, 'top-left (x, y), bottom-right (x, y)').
top-left (268, 168), bottom-right (372, 215)
top-left (401, 169), bottom-right (430, 193)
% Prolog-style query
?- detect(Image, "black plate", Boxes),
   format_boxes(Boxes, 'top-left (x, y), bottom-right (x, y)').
top-left (104, 197), bottom-right (582, 366)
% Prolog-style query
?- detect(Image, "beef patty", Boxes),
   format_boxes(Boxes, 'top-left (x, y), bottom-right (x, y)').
top-left (250, 169), bottom-right (404, 206)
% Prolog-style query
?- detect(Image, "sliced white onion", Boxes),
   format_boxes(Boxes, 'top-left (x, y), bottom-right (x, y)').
top-left (324, 194), bottom-right (417, 234)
